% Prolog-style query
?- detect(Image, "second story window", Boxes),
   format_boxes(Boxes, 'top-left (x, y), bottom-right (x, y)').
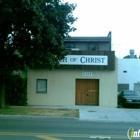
top-left (65, 43), bottom-right (75, 49)
top-left (88, 44), bottom-right (97, 51)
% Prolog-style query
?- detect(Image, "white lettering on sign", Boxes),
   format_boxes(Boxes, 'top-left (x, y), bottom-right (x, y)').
top-left (82, 72), bottom-right (93, 76)
top-left (60, 55), bottom-right (108, 65)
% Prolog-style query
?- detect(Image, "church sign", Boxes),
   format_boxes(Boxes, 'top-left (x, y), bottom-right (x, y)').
top-left (60, 55), bottom-right (108, 66)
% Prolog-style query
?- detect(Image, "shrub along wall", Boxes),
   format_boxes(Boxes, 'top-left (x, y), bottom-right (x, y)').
top-left (5, 74), bottom-right (27, 106)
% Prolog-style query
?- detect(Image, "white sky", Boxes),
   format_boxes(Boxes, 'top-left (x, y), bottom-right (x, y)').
top-left (63, 0), bottom-right (140, 58)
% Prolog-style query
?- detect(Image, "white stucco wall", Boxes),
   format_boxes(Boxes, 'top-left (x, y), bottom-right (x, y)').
top-left (118, 59), bottom-right (140, 90)
top-left (27, 58), bottom-right (118, 107)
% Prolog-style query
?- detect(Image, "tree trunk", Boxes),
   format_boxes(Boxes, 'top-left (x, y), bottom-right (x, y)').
top-left (0, 77), bottom-right (5, 108)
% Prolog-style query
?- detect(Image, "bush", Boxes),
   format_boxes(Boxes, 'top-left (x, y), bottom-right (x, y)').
top-left (5, 74), bottom-right (27, 106)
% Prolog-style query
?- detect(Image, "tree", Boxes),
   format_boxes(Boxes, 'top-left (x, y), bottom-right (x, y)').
top-left (0, 0), bottom-right (77, 108)
top-left (123, 55), bottom-right (137, 59)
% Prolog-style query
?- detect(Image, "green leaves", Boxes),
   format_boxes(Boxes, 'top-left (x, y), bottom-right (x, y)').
top-left (0, 0), bottom-right (77, 107)
top-left (0, 0), bottom-right (77, 75)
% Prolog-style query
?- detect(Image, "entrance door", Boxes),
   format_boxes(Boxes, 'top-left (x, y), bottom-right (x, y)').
top-left (76, 79), bottom-right (99, 105)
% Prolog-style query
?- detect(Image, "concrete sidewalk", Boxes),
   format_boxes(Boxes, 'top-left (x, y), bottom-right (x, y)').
top-left (31, 105), bottom-right (140, 122)
top-left (78, 106), bottom-right (140, 122)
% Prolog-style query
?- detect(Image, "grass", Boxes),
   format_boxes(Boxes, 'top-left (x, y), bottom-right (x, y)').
top-left (0, 106), bottom-right (79, 118)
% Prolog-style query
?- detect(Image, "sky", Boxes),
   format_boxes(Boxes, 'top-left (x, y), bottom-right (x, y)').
top-left (63, 0), bottom-right (140, 58)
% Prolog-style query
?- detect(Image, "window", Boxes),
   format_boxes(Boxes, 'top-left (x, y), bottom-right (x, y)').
top-left (36, 79), bottom-right (47, 93)
top-left (134, 83), bottom-right (140, 93)
top-left (65, 43), bottom-right (75, 49)
top-left (88, 44), bottom-right (97, 50)
top-left (118, 84), bottom-right (129, 92)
